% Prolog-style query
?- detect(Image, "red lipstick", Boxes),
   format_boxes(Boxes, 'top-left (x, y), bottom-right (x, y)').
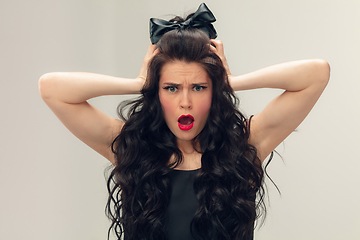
top-left (178, 115), bottom-right (194, 131)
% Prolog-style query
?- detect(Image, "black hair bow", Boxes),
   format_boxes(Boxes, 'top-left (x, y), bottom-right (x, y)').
top-left (149, 3), bottom-right (217, 44)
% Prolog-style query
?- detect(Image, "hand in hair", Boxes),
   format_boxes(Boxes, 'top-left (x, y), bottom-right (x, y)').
top-left (210, 39), bottom-right (233, 80)
top-left (138, 44), bottom-right (159, 83)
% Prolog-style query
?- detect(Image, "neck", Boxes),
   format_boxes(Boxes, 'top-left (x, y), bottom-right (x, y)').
top-left (176, 138), bottom-right (200, 154)
top-left (173, 138), bottom-right (202, 170)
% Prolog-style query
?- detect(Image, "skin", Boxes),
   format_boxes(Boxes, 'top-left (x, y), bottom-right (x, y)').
top-left (39, 45), bottom-right (158, 165)
top-left (210, 39), bottom-right (330, 162)
top-left (39, 42), bottom-right (330, 169)
top-left (159, 61), bottom-right (213, 170)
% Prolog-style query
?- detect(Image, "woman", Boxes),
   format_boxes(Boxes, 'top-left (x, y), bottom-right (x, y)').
top-left (39, 4), bottom-right (330, 240)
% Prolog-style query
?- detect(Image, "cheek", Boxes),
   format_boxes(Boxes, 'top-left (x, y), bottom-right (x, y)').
top-left (197, 95), bottom-right (212, 118)
top-left (159, 94), bottom-right (174, 119)
top-left (203, 98), bottom-right (212, 111)
top-left (202, 93), bottom-right (212, 111)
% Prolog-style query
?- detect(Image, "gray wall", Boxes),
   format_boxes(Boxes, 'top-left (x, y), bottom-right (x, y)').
top-left (1, 0), bottom-right (359, 239)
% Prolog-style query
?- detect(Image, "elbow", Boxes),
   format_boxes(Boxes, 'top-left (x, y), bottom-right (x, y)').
top-left (312, 59), bottom-right (330, 86)
top-left (38, 72), bottom-right (57, 101)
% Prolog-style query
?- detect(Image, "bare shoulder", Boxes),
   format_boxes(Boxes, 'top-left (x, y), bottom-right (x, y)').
top-left (246, 60), bottom-right (330, 163)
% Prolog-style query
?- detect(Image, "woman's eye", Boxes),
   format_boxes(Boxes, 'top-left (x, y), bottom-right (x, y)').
top-left (194, 86), bottom-right (206, 91)
top-left (164, 86), bottom-right (177, 92)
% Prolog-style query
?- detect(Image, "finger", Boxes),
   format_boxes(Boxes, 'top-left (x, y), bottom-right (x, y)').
top-left (146, 44), bottom-right (157, 56)
top-left (209, 44), bottom-right (217, 53)
top-left (152, 48), bottom-right (160, 57)
top-left (210, 40), bottom-right (231, 75)
top-left (210, 39), bottom-right (224, 51)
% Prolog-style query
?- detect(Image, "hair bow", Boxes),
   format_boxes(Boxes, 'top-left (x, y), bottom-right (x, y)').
top-left (149, 3), bottom-right (217, 44)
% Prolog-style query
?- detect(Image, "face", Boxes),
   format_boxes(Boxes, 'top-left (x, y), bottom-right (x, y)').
top-left (159, 61), bottom-right (212, 143)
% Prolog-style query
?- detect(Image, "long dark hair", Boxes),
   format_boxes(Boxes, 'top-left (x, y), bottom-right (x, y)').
top-left (106, 16), bottom-right (266, 240)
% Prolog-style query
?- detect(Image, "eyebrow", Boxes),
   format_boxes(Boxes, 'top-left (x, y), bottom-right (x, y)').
top-left (162, 82), bottom-right (209, 86)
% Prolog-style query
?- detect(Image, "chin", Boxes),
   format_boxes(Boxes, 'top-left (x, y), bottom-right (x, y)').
top-left (173, 130), bottom-right (200, 142)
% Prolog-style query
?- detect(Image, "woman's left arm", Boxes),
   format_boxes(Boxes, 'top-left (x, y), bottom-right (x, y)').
top-left (211, 40), bottom-right (330, 162)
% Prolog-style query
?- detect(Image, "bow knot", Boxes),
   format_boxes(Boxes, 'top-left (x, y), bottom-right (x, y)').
top-left (149, 3), bottom-right (217, 44)
top-left (179, 23), bottom-right (186, 29)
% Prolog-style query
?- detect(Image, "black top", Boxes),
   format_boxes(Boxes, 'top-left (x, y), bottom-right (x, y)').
top-left (166, 169), bottom-right (200, 240)
top-left (125, 168), bottom-right (254, 240)
top-left (166, 169), bottom-right (254, 240)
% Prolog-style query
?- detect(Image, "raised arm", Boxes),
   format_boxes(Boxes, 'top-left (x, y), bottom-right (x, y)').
top-left (211, 40), bottom-right (330, 162)
top-left (39, 44), bottom-right (158, 164)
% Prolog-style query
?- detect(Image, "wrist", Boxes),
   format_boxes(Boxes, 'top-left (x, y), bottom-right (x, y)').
top-left (133, 77), bottom-right (146, 93)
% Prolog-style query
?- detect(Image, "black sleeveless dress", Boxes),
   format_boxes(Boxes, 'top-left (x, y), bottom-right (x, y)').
top-left (166, 169), bottom-right (200, 240)
top-left (166, 169), bottom-right (254, 240)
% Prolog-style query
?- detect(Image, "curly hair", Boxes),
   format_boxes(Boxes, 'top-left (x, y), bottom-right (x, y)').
top-left (106, 15), bottom-right (266, 240)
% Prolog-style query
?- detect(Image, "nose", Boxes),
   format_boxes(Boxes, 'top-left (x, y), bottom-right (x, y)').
top-left (180, 91), bottom-right (192, 109)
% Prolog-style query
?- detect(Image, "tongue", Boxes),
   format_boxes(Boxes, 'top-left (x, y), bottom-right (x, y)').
top-left (179, 117), bottom-right (193, 125)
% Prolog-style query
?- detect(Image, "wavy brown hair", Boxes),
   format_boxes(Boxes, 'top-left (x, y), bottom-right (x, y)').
top-left (106, 15), bottom-right (266, 240)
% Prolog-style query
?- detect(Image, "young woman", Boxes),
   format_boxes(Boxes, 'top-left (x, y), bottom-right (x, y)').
top-left (39, 4), bottom-right (330, 240)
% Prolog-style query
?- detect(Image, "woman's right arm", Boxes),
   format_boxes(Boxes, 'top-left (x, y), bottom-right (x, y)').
top-left (39, 44), bottom-right (157, 164)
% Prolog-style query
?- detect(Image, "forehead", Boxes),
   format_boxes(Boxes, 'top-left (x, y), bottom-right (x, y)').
top-left (159, 61), bottom-right (211, 84)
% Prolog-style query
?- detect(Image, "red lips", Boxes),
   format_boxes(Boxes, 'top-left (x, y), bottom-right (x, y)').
top-left (178, 115), bottom-right (194, 131)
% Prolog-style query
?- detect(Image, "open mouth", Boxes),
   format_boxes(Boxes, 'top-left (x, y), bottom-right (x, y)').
top-left (178, 115), bottom-right (194, 131)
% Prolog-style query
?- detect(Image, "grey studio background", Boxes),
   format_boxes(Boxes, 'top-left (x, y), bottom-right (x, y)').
top-left (1, 0), bottom-right (359, 240)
